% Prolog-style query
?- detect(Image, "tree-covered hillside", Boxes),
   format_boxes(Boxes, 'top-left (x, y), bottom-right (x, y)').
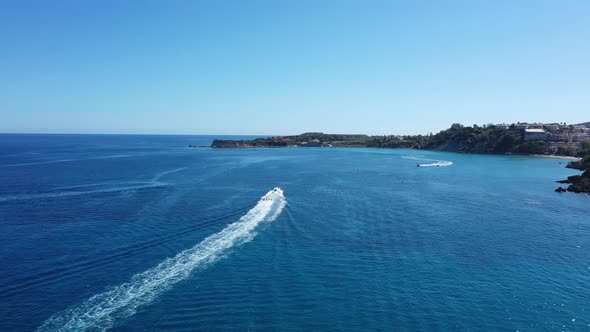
top-left (367, 135), bottom-right (430, 149)
top-left (423, 123), bottom-right (546, 154)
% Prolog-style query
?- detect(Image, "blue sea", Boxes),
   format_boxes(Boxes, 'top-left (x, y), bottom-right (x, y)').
top-left (1, 134), bottom-right (589, 331)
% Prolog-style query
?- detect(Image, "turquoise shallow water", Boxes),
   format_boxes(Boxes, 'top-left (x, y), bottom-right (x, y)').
top-left (1, 134), bottom-right (589, 331)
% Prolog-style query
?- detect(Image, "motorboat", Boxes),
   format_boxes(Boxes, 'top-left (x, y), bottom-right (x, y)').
top-left (262, 187), bottom-right (283, 201)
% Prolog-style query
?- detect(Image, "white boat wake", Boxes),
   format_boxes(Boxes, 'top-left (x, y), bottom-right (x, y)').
top-left (0, 183), bottom-right (168, 202)
top-left (402, 156), bottom-right (454, 167)
top-left (0, 154), bottom-right (136, 167)
top-left (0, 168), bottom-right (187, 203)
top-left (152, 167), bottom-right (187, 181)
top-left (416, 161), bottom-right (453, 167)
top-left (38, 188), bottom-right (287, 332)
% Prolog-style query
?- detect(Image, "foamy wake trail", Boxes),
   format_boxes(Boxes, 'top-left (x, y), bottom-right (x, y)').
top-left (402, 156), bottom-right (453, 167)
top-left (0, 183), bottom-right (168, 203)
top-left (38, 189), bottom-right (286, 332)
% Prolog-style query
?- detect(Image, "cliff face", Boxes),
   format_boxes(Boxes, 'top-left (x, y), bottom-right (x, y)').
top-left (556, 156), bottom-right (590, 194)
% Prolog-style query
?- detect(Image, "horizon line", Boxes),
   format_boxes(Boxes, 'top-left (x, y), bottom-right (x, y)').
top-left (1, 120), bottom-right (588, 137)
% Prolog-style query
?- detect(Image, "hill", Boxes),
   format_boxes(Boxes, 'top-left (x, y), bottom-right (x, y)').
top-left (423, 123), bottom-right (547, 154)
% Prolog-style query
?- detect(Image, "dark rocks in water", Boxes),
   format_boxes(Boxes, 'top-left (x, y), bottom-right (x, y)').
top-left (567, 175), bottom-right (582, 182)
top-left (566, 173), bottom-right (590, 193)
top-left (557, 175), bottom-right (582, 184)
top-left (566, 160), bottom-right (585, 171)
top-left (558, 158), bottom-right (590, 194)
top-left (566, 157), bottom-right (590, 171)
top-left (555, 187), bottom-right (567, 192)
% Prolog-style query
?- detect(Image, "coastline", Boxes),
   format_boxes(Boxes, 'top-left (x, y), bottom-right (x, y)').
top-left (207, 141), bottom-right (583, 160)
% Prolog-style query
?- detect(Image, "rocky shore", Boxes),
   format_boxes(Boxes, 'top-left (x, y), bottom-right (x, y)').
top-left (555, 156), bottom-right (590, 194)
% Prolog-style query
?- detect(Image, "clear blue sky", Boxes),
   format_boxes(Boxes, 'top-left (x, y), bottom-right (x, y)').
top-left (1, 1), bottom-right (588, 135)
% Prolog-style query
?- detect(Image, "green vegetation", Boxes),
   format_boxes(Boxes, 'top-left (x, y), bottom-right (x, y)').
top-left (284, 133), bottom-right (371, 146)
top-left (367, 135), bottom-right (430, 149)
top-left (366, 123), bottom-right (551, 154)
top-left (579, 141), bottom-right (590, 157)
top-left (416, 123), bottom-right (546, 154)
top-left (211, 123), bottom-right (589, 157)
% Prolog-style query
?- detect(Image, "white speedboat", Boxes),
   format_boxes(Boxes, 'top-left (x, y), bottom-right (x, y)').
top-left (262, 187), bottom-right (283, 201)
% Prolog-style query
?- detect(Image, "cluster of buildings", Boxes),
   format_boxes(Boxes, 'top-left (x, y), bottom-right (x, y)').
top-left (496, 122), bottom-right (590, 153)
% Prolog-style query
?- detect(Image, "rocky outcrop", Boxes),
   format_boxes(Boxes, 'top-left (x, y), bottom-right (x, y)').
top-left (557, 157), bottom-right (590, 194)
top-left (566, 159), bottom-right (589, 171)
top-left (566, 171), bottom-right (590, 193)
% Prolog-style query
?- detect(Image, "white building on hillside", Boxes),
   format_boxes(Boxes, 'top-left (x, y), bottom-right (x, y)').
top-left (524, 128), bottom-right (548, 141)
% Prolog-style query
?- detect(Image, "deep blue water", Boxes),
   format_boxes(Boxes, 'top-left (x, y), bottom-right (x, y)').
top-left (1, 134), bottom-right (589, 331)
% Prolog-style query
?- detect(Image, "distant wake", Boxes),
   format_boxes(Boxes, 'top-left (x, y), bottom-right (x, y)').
top-left (0, 167), bottom-right (187, 203)
top-left (402, 156), bottom-right (453, 167)
top-left (0, 183), bottom-right (168, 203)
top-left (152, 167), bottom-right (187, 181)
top-left (0, 155), bottom-right (135, 167)
top-left (37, 189), bottom-right (287, 332)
